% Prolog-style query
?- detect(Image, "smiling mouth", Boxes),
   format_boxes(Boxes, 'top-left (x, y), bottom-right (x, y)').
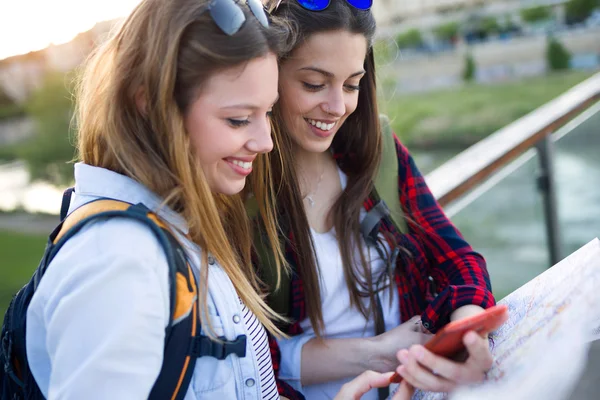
top-left (230, 159), bottom-right (252, 170)
top-left (224, 157), bottom-right (254, 176)
top-left (305, 118), bottom-right (336, 131)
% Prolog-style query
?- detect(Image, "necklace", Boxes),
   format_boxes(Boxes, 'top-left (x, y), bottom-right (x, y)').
top-left (304, 165), bottom-right (325, 208)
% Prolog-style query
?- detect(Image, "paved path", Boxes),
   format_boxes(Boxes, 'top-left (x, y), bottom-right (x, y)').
top-left (0, 212), bottom-right (59, 235)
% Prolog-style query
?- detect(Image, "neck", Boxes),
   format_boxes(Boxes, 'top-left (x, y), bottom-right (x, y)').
top-left (295, 148), bottom-right (331, 184)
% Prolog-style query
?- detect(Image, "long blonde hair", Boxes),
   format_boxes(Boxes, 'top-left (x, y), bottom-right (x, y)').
top-left (75, 0), bottom-right (290, 336)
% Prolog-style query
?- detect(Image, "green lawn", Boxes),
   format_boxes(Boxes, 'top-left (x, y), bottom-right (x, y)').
top-left (378, 70), bottom-right (597, 148)
top-left (0, 230), bottom-right (47, 316)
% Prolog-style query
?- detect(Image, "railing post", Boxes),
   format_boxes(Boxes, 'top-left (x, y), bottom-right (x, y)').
top-left (536, 135), bottom-right (561, 266)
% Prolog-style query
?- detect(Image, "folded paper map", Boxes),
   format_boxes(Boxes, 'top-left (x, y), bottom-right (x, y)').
top-left (394, 238), bottom-right (600, 400)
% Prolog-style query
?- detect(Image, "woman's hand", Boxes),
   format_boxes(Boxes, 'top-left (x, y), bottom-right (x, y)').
top-left (395, 311), bottom-right (493, 393)
top-left (367, 316), bottom-right (433, 373)
top-left (334, 371), bottom-right (414, 400)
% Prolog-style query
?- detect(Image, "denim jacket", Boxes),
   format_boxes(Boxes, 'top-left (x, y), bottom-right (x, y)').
top-left (26, 163), bottom-right (268, 399)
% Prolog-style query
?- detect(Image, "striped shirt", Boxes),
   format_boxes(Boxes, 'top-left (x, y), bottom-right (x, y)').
top-left (240, 299), bottom-right (279, 399)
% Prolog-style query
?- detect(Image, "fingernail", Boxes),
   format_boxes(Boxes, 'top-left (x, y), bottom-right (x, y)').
top-left (399, 350), bottom-right (409, 363)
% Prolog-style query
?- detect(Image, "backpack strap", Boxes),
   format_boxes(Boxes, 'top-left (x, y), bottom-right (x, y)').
top-left (59, 187), bottom-right (74, 221)
top-left (369, 115), bottom-right (408, 400)
top-left (45, 196), bottom-right (249, 400)
top-left (372, 114), bottom-right (408, 235)
top-left (43, 199), bottom-right (200, 399)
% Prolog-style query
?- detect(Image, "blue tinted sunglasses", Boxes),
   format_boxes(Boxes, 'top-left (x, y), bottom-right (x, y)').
top-left (274, 0), bottom-right (372, 12)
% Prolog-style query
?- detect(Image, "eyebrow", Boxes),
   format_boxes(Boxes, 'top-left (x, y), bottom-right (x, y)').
top-left (221, 95), bottom-right (279, 110)
top-left (298, 66), bottom-right (366, 79)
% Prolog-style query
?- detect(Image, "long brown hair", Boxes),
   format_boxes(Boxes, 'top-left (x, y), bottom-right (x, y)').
top-left (268, 0), bottom-right (389, 336)
top-left (75, 0), bottom-right (291, 336)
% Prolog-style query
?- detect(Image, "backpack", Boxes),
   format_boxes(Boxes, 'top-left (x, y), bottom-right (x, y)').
top-left (1, 189), bottom-right (247, 400)
top-left (251, 114), bottom-right (408, 317)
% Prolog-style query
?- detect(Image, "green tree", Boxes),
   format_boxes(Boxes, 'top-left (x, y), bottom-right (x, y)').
top-left (520, 6), bottom-right (553, 23)
top-left (479, 16), bottom-right (500, 35)
top-left (17, 72), bottom-right (76, 185)
top-left (396, 29), bottom-right (423, 49)
top-left (546, 37), bottom-right (571, 71)
top-left (463, 53), bottom-right (476, 82)
top-left (566, 0), bottom-right (599, 24)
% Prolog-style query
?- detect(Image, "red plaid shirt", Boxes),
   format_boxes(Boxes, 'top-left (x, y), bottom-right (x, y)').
top-left (270, 135), bottom-right (495, 399)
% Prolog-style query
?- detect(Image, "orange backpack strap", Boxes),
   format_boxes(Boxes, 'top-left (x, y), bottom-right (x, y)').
top-left (44, 189), bottom-right (247, 399)
top-left (44, 192), bottom-right (201, 400)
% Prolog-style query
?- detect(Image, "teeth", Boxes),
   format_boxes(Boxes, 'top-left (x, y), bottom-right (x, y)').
top-left (231, 160), bottom-right (252, 170)
top-left (307, 119), bottom-right (335, 131)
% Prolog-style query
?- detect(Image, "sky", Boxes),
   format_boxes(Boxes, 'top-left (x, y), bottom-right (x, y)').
top-left (0, 0), bottom-right (143, 60)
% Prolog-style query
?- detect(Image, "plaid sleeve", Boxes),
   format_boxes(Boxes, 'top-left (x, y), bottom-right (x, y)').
top-left (394, 135), bottom-right (496, 332)
top-left (268, 332), bottom-right (306, 400)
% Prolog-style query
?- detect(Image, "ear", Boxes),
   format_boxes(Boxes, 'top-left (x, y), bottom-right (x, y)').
top-left (135, 87), bottom-right (147, 115)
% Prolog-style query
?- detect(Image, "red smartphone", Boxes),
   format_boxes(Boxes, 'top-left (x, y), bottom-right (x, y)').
top-left (389, 304), bottom-right (509, 383)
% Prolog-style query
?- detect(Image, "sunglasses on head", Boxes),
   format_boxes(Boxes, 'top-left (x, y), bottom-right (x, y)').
top-left (274, 0), bottom-right (372, 12)
top-left (203, 0), bottom-right (269, 36)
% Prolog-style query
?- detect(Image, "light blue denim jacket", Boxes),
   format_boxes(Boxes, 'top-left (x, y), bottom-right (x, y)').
top-left (26, 163), bottom-right (269, 399)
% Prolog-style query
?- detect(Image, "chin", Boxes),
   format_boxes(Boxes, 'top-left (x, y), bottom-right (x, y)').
top-left (212, 179), bottom-right (247, 196)
top-left (304, 138), bottom-right (334, 154)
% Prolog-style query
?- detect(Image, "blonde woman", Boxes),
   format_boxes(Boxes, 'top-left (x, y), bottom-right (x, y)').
top-left (23, 0), bottom-right (289, 398)
top-left (11, 0), bottom-right (410, 399)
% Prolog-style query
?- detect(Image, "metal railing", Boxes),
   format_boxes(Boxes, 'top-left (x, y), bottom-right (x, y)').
top-left (425, 72), bottom-right (600, 266)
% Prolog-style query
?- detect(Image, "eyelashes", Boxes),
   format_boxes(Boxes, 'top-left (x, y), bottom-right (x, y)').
top-left (302, 82), bottom-right (324, 91)
top-left (227, 111), bottom-right (272, 128)
top-left (227, 118), bottom-right (250, 127)
top-left (302, 82), bottom-right (360, 92)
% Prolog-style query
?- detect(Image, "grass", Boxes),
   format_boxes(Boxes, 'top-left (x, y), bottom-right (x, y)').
top-left (0, 230), bottom-right (47, 317)
top-left (378, 70), bottom-right (597, 149)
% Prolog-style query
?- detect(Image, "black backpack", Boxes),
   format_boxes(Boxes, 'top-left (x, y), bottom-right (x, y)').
top-left (1, 189), bottom-right (247, 399)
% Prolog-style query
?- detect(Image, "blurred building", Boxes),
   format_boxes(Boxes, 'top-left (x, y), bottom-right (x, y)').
top-left (0, 52), bottom-right (46, 104)
top-left (0, 19), bottom-right (120, 104)
top-left (373, 0), bottom-right (569, 29)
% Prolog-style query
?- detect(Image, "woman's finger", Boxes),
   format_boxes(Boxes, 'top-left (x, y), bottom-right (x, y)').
top-left (463, 331), bottom-right (493, 376)
top-left (334, 371), bottom-right (394, 400)
top-left (397, 349), bottom-right (456, 392)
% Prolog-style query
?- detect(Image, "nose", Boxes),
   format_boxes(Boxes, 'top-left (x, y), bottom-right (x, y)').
top-left (320, 88), bottom-right (345, 117)
top-left (246, 117), bottom-right (273, 154)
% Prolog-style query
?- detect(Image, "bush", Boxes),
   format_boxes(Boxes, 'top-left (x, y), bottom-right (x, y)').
top-left (546, 37), bottom-right (571, 71)
top-left (396, 29), bottom-right (423, 49)
top-left (463, 53), bottom-right (476, 82)
top-left (434, 22), bottom-right (460, 42)
top-left (480, 17), bottom-right (500, 35)
top-left (521, 6), bottom-right (553, 23)
top-left (566, 0), bottom-right (600, 24)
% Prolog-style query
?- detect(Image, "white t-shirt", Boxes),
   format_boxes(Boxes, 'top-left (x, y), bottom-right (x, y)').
top-left (277, 168), bottom-right (401, 400)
